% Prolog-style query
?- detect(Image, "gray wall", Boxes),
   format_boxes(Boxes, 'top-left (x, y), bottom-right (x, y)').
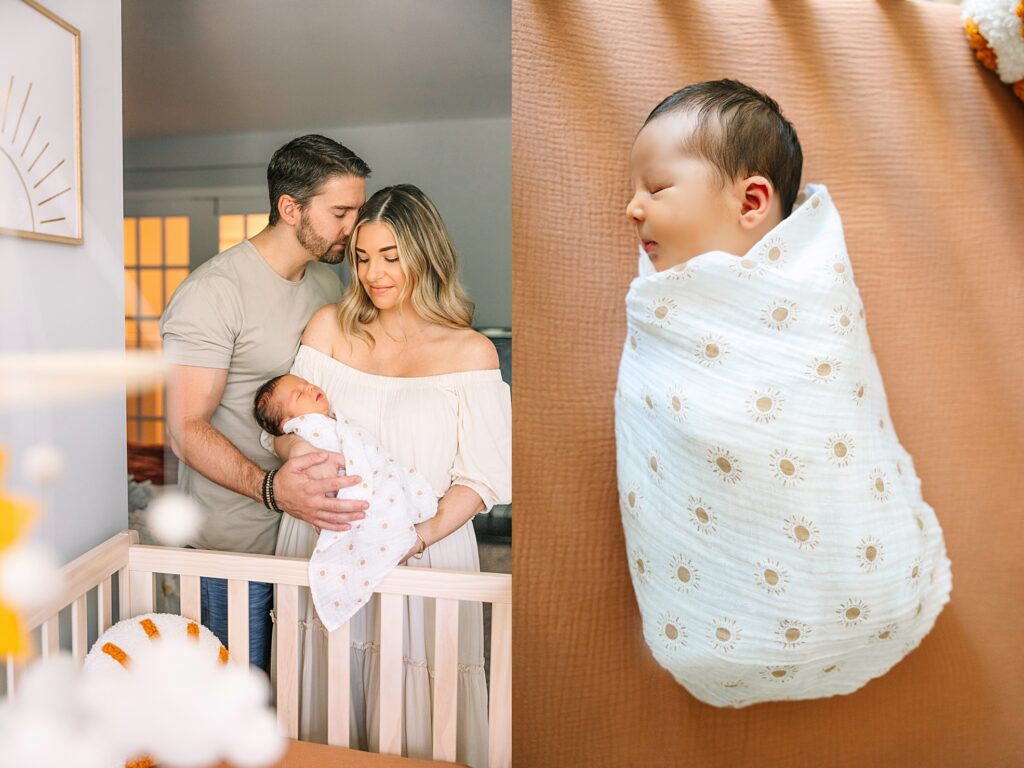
top-left (0, 0), bottom-right (127, 563)
top-left (124, 117), bottom-right (511, 328)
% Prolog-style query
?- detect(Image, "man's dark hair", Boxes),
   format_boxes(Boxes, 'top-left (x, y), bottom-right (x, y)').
top-left (644, 80), bottom-right (803, 218)
top-left (253, 374), bottom-right (288, 436)
top-left (267, 135), bottom-right (371, 226)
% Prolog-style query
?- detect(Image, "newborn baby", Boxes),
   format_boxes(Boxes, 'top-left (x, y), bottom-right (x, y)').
top-left (254, 373), bottom-right (437, 630)
top-left (616, 79), bottom-right (952, 707)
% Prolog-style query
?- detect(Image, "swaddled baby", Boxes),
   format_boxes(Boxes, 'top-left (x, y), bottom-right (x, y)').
top-left (616, 79), bottom-right (952, 707)
top-left (254, 373), bottom-right (436, 630)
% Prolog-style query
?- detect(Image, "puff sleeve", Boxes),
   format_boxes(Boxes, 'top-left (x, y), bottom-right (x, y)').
top-left (449, 376), bottom-right (512, 513)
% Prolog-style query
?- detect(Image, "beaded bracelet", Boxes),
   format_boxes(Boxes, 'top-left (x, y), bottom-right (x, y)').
top-left (262, 469), bottom-right (283, 513)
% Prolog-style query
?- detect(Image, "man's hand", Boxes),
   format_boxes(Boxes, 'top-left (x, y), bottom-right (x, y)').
top-left (274, 452), bottom-right (368, 532)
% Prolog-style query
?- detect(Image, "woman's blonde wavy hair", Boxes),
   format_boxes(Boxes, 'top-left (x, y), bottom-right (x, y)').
top-left (336, 184), bottom-right (474, 347)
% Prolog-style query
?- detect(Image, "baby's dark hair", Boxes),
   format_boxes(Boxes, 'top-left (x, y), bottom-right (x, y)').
top-left (644, 79), bottom-right (803, 218)
top-left (253, 374), bottom-right (288, 437)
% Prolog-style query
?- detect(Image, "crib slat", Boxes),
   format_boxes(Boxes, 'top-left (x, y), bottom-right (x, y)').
top-left (276, 584), bottom-right (299, 739)
top-left (227, 579), bottom-right (250, 666)
top-left (97, 577), bottom-right (113, 633)
top-left (40, 615), bottom-right (60, 658)
top-left (71, 594), bottom-right (88, 663)
top-left (129, 570), bottom-right (154, 617)
top-left (180, 575), bottom-right (201, 622)
top-left (432, 598), bottom-right (460, 762)
top-left (327, 620), bottom-right (351, 747)
top-left (488, 602), bottom-right (512, 768)
top-left (117, 566), bottom-right (130, 622)
top-left (379, 592), bottom-right (404, 756)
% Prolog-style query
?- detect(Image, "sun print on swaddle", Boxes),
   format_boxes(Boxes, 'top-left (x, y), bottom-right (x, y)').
top-left (856, 537), bottom-right (885, 572)
top-left (647, 296), bottom-right (679, 327)
top-left (708, 618), bottom-right (742, 654)
top-left (707, 447), bottom-right (742, 483)
top-left (760, 299), bottom-right (799, 331)
top-left (759, 235), bottom-right (789, 267)
top-left (746, 387), bottom-right (784, 424)
top-left (695, 334), bottom-right (729, 367)
top-left (769, 448), bottom-right (806, 487)
top-left (667, 387), bottom-right (688, 422)
top-left (729, 256), bottom-right (766, 280)
top-left (776, 619), bottom-right (812, 649)
top-left (806, 356), bottom-right (842, 384)
top-left (783, 515), bottom-right (820, 550)
top-left (829, 305), bottom-right (857, 336)
top-left (657, 612), bottom-right (688, 649)
top-left (869, 469), bottom-right (891, 502)
top-left (825, 432), bottom-right (856, 467)
top-left (836, 598), bottom-right (870, 627)
top-left (669, 554), bottom-right (702, 593)
top-left (755, 559), bottom-right (791, 596)
top-left (687, 496), bottom-right (718, 535)
top-left (621, 482), bottom-right (643, 521)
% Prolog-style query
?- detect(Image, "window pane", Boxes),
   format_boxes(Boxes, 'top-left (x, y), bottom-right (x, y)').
top-left (219, 215), bottom-right (245, 253)
top-left (124, 269), bottom-right (139, 318)
top-left (140, 271), bottom-right (163, 317)
top-left (245, 213), bottom-right (267, 238)
top-left (165, 216), bottom-right (189, 267)
top-left (126, 418), bottom-right (140, 442)
top-left (124, 218), bottom-right (137, 266)
top-left (140, 320), bottom-right (161, 350)
top-left (126, 395), bottom-right (139, 418)
top-left (166, 268), bottom-right (188, 302)
top-left (141, 419), bottom-right (163, 445)
top-left (141, 386), bottom-right (163, 419)
top-left (124, 319), bottom-right (139, 349)
top-left (139, 217), bottom-right (163, 266)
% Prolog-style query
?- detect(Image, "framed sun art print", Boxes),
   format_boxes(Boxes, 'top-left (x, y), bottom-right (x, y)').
top-left (0, 0), bottom-right (82, 245)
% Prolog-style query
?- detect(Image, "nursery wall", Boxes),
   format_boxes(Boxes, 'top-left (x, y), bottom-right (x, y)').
top-left (0, 0), bottom-right (127, 565)
top-left (513, 1), bottom-right (1024, 766)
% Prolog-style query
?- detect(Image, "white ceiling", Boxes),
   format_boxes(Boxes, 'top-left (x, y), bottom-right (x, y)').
top-left (121, 0), bottom-right (511, 138)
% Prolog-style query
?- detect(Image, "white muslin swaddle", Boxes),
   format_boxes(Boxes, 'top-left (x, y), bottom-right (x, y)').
top-left (284, 413), bottom-right (437, 631)
top-left (614, 184), bottom-right (952, 707)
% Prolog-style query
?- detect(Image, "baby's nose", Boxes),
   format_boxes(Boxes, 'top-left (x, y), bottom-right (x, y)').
top-left (627, 198), bottom-right (644, 222)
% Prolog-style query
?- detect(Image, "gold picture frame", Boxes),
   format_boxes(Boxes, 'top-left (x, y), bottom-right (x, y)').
top-left (0, 0), bottom-right (83, 245)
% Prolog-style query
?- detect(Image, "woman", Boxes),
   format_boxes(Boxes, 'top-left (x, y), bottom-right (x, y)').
top-left (271, 184), bottom-right (510, 767)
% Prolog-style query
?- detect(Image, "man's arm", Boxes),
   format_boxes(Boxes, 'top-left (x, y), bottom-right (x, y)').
top-left (165, 364), bottom-right (367, 531)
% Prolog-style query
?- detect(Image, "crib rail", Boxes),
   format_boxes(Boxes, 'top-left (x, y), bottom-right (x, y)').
top-left (5, 531), bottom-right (512, 768)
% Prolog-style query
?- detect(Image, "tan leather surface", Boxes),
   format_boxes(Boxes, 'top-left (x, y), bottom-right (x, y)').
top-left (512, 1), bottom-right (1024, 766)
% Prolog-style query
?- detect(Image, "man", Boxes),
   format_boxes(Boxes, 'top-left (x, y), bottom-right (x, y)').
top-left (161, 135), bottom-right (370, 671)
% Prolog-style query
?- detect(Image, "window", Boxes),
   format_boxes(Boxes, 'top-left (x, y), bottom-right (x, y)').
top-left (124, 216), bottom-right (189, 445)
top-left (218, 213), bottom-right (267, 254)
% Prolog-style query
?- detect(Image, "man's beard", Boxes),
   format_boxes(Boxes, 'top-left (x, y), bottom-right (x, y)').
top-left (296, 214), bottom-right (346, 264)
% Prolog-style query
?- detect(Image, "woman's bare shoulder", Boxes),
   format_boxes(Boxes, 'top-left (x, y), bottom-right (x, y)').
top-left (301, 304), bottom-right (341, 353)
top-left (436, 327), bottom-right (499, 372)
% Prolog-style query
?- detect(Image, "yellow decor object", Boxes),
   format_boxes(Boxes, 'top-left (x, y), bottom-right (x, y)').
top-left (962, 0), bottom-right (1024, 101)
top-left (0, 449), bottom-right (39, 658)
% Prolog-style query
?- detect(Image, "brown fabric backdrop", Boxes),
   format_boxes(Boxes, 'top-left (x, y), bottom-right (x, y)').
top-left (512, 1), bottom-right (1024, 766)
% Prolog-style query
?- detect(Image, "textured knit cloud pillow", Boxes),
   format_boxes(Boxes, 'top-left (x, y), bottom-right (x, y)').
top-left (615, 184), bottom-right (952, 708)
top-left (963, 0), bottom-right (1024, 101)
top-left (84, 612), bottom-right (227, 674)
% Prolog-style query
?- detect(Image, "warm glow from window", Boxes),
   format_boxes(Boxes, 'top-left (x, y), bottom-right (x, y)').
top-left (124, 216), bottom-right (189, 445)
top-left (218, 213), bottom-right (268, 253)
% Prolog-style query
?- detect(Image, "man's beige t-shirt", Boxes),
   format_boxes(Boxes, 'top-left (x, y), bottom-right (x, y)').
top-left (160, 240), bottom-right (342, 555)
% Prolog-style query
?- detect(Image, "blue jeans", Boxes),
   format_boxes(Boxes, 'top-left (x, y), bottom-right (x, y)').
top-left (187, 551), bottom-right (273, 674)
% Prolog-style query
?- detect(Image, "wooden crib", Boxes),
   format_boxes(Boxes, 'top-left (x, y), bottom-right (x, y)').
top-left (3, 530), bottom-right (511, 768)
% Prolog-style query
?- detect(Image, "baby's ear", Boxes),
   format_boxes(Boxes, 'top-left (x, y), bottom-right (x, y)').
top-left (737, 175), bottom-right (773, 225)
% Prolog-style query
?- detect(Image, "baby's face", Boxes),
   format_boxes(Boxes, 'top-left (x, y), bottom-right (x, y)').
top-left (627, 112), bottom-right (738, 271)
top-left (272, 375), bottom-right (331, 424)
